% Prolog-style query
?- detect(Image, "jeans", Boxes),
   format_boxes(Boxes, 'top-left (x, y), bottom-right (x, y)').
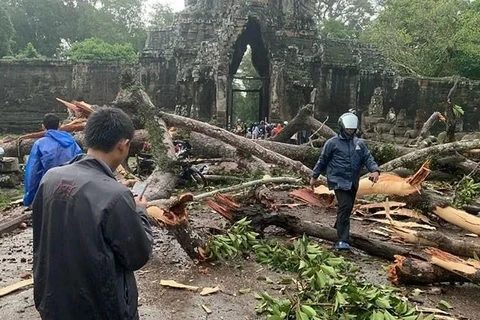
top-left (333, 187), bottom-right (358, 243)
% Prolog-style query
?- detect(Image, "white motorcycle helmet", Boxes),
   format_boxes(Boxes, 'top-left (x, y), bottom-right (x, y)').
top-left (338, 112), bottom-right (358, 131)
top-left (0, 147), bottom-right (4, 160)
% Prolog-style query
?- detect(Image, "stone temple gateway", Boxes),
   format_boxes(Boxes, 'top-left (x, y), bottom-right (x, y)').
top-left (1, 0), bottom-right (480, 135)
top-left (140, 0), bottom-right (480, 134)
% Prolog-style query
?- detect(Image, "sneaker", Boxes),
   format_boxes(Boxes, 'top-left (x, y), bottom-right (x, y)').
top-left (334, 241), bottom-right (351, 250)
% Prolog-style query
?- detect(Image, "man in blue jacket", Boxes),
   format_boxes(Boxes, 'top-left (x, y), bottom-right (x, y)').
top-left (23, 113), bottom-right (83, 207)
top-left (310, 112), bottom-right (380, 250)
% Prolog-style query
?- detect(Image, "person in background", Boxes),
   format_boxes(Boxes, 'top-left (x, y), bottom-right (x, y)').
top-left (271, 123), bottom-right (283, 137)
top-left (23, 113), bottom-right (82, 207)
top-left (32, 107), bottom-right (152, 320)
top-left (309, 112), bottom-right (380, 250)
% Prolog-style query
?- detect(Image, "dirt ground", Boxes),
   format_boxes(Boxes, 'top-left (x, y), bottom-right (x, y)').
top-left (1, 190), bottom-right (480, 320)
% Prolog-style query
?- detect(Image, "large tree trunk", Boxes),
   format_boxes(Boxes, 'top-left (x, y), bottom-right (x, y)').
top-left (388, 254), bottom-right (466, 285)
top-left (156, 111), bottom-right (314, 180)
top-left (1, 130), bottom-right (148, 159)
top-left (271, 105), bottom-right (336, 143)
top-left (389, 248), bottom-right (480, 285)
top-left (189, 132), bottom-right (321, 167)
top-left (392, 227), bottom-right (480, 259)
top-left (113, 88), bottom-right (179, 201)
top-left (378, 139), bottom-right (480, 173)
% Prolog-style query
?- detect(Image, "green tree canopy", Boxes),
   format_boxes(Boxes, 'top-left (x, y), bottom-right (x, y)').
top-left (4, 0), bottom-right (146, 57)
top-left (361, 0), bottom-right (480, 79)
top-left (0, 5), bottom-right (14, 58)
top-left (314, 0), bottom-right (376, 39)
top-left (65, 38), bottom-right (138, 63)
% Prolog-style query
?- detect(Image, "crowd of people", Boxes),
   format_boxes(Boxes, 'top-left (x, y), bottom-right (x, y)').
top-left (21, 108), bottom-right (379, 319)
top-left (232, 119), bottom-right (311, 144)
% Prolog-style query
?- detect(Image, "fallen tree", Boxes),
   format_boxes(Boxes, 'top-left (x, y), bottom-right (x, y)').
top-left (189, 132), bottom-right (321, 167)
top-left (154, 110), bottom-right (315, 180)
top-left (389, 248), bottom-right (480, 285)
top-left (206, 190), bottom-right (480, 286)
top-left (113, 87), bottom-right (179, 201)
top-left (204, 193), bottom-right (411, 261)
top-left (1, 129), bottom-right (148, 159)
top-left (392, 227), bottom-right (480, 258)
top-left (415, 111), bottom-right (445, 145)
top-left (271, 105), bottom-right (336, 143)
top-left (378, 139), bottom-right (480, 173)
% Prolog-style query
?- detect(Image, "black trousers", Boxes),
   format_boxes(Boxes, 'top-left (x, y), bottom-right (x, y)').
top-left (333, 187), bottom-right (358, 243)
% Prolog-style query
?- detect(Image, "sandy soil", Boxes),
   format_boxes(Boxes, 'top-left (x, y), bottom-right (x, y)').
top-left (1, 190), bottom-right (479, 320)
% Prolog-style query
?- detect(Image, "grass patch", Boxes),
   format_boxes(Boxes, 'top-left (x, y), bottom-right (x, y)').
top-left (0, 188), bottom-right (23, 211)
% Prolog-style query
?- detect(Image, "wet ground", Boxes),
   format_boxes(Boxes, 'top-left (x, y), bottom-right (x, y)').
top-left (1, 191), bottom-right (480, 320)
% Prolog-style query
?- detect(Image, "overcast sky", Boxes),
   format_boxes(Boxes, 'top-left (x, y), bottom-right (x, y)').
top-left (145, 0), bottom-right (185, 13)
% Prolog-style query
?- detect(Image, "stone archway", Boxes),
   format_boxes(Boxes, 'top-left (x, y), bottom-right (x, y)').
top-left (226, 17), bottom-right (270, 128)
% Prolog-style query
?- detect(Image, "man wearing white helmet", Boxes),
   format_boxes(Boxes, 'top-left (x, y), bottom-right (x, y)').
top-left (310, 112), bottom-right (380, 250)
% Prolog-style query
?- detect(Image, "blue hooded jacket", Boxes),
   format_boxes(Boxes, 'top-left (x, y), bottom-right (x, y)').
top-left (23, 130), bottom-right (83, 206)
top-left (312, 133), bottom-right (379, 190)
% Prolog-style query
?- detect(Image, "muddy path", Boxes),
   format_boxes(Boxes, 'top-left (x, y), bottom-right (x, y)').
top-left (1, 191), bottom-right (479, 319)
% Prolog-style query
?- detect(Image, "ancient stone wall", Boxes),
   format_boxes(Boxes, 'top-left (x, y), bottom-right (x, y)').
top-left (0, 60), bottom-right (123, 133)
top-left (140, 0), bottom-right (480, 135)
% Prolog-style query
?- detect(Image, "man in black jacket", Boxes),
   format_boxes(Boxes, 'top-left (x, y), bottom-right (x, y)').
top-left (32, 107), bottom-right (153, 320)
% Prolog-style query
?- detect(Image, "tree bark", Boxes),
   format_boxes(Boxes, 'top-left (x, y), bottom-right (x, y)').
top-left (390, 248), bottom-right (480, 285)
top-left (378, 139), bottom-right (480, 173)
top-left (271, 105), bottom-right (336, 143)
top-left (392, 227), bottom-right (480, 259)
top-left (415, 111), bottom-right (445, 145)
top-left (112, 88), bottom-right (179, 201)
top-left (156, 111), bottom-right (314, 180)
top-left (189, 132), bottom-right (321, 167)
top-left (388, 255), bottom-right (466, 285)
top-left (1, 130), bottom-right (148, 159)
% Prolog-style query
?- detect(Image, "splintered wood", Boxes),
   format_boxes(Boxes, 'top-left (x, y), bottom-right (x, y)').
top-left (357, 160), bottom-right (431, 197)
top-left (289, 187), bottom-right (335, 208)
top-left (15, 98), bottom-right (94, 141)
top-left (388, 247), bottom-right (480, 285)
top-left (146, 193), bottom-right (194, 226)
top-left (204, 194), bottom-right (241, 221)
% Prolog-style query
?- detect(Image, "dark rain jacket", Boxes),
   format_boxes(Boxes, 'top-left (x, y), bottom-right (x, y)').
top-left (32, 155), bottom-right (153, 320)
top-left (24, 130), bottom-right (83, 206)
top-left (312, 133), bottom-right (380, 190)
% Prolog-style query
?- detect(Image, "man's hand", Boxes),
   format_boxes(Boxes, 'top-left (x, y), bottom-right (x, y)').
top-left (369, 171), bottom-right (380, 183)
top-left (135, 196), bottom-right (148, 209)
top-left (309, 177), bottom-right (319, 190)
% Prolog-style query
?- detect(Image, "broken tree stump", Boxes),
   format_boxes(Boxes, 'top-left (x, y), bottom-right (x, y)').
top-left (147, 194), bottom-right (206, 261)
top-left (388, 254), bottom-right (466, 285)
top-left (389, 248), bottom-right (480, 285)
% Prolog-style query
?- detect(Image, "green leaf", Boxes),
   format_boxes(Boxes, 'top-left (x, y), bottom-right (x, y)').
top-left (376, 298), bottom-right (392, 309)
top-left (238, 288), bottom-right (251, 294)
top-left (301, 305), bottom-right (317, 317)
top-left (438, 299), bottom-right (453, 311)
